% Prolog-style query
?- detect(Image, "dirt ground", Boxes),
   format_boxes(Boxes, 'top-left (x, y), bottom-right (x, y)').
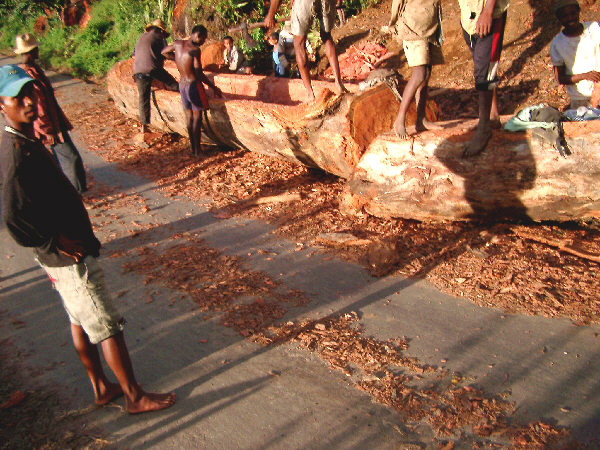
top-left (64, 97), bottom-right (600, 326)
top-left (2, 0), bottom-right (599, 445)
top-left (0, 335), bottom-right (107, 449)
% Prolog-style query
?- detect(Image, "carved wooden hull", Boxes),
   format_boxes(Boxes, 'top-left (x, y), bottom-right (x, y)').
top-left (107, 59), bottom-right (600, 222)
top-left (106, 59), bottom-right (435, 178)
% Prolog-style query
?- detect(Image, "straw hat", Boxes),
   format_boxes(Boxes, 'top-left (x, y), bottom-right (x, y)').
top-left (145, 19), bottom-right (170, 36)
top-left (14, 33), bottom-right (39, 55)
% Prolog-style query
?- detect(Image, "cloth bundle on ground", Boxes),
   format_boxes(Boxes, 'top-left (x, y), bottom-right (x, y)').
top-left (504, 104), bottom-right (571, 157)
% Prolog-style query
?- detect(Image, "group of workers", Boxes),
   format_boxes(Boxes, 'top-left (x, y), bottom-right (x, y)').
top-left (0, 0), bottom-right (598, 415)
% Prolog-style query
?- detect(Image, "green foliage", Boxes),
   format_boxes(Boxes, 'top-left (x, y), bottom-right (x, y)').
top-left (0, 0), bottom-right (173, 77)
top-left (0, 0), bottom-right (377, 77)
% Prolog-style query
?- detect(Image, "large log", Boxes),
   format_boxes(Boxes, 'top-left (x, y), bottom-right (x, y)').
top-left (106, 58), bottom-right (436, 178)
top-left (345, 119), bottom-right (600, 222)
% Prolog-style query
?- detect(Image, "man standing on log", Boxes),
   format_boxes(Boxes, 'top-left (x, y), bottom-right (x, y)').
top-left (264, 0), bottom-right (348, 102)
top-left (133, 19), bottom-right (178, 143)
top-left (386, 0), bottom-right (443, 139)
top-left (161, 25), bottom-right (223, 155)
top-left (15, 33), bottom-right (87, 193)
top-left (459, 0), bottom-right (509, 157)
top-left (0, 65), bottom-right (176, 414)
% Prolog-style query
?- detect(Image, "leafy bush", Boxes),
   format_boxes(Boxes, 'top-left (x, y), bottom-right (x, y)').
top-left (0, 0), bottom-right (378, 77)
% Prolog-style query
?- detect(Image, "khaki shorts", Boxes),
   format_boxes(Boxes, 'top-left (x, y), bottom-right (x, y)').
top-left (290, 0), bottom-right (336, 36)
top-left (40, 256), bottom-right (125, 344)
top-left (402, 40), bottom-right (444, 67)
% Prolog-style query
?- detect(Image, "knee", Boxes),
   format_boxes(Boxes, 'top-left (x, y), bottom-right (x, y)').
top-left (320, 31), bottom-right (332, 44)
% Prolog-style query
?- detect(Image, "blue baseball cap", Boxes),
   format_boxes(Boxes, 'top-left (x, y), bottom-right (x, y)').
top-left (0, 65), bottom-right (34, 97)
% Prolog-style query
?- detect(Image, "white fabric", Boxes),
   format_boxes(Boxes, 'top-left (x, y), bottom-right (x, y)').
top-left (223, 45), bottom-right (247, 71)
top-left (551, 21), bottom-right (600, 102)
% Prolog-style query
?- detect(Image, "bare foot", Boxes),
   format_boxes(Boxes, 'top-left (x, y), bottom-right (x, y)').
top-left (95, 381), bottom-right (123, 406)
top-left (462, 126), bottom-right (492, 157)
top-left (126, 390), bottom-right (176, 414)
top-left (393, 116), bottom-right (409, 139)
top-left (415, 119), bottom-right (442, 133)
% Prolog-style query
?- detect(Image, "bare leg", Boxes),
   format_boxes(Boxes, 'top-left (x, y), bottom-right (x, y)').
top-left (394, 65), bottom-right (427, 139)
top-left (463, 89), bottom-right (493, 157)
top-left (321, 31), bottom-right (348, 95)
top-left (101, 332), bottom-right (176, 414)
top-left (489, 88), bottom-right (501, 129)
top-left (294, 35), bottom-right (315, 102)
top-left (192, 110), bottom-right (203, 155)
top-left (414, 65), bottom-right (440, 132)
top-left (185, 109), bottom-right (195, 155)
top-left (70, 324), bottom-right (122, 406)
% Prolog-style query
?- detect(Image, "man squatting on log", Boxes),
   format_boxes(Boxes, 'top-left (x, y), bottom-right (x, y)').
top-left (264, 0), bottom-right (349, 102)
top-left (550, 0), bottom-right (600, 109)
top-left (132, 19), bottom-right (179, 143)
top-left (0, 65), bottom-right (176, 414)
top-left (459, 0), bottom-right (509, 157)
top-left (382, 0), bottom-right (444, 139)
top-left (162, 25), bottom-right (223, 155)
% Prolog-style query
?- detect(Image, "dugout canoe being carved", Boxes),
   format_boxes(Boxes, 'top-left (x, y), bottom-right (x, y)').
top-left (107, 58), bottom-right (600, 222)
top-left (106, 58), bottom-right (436, 179)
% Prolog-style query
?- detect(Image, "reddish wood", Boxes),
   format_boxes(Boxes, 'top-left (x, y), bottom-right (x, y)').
top-left (106, 58), bottom-right (434, 178)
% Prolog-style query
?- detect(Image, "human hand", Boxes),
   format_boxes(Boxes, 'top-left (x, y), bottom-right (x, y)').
top-left (584, 71), bottom-right (600, 83)
top-left (475, 9), bottom-right (493, 37)
top-left (264, 13), bottom-right (276, 29)
top-left (57, 235), bottom-right (85, 263)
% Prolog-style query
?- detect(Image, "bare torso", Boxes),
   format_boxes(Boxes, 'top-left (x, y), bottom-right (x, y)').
top-left (172, 40), bottom-right (201, 83)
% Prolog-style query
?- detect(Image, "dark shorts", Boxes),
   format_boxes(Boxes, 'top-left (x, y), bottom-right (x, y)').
top-left (179, 81), bottom-right (209, 111)
top-left (462, 12), bottom-right (507, 91)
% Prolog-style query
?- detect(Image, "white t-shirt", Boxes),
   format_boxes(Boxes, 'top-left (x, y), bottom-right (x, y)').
top-left (550, 21), bottom-right (600, 102)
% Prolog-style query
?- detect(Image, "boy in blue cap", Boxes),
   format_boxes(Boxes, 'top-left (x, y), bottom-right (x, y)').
top-left (0, 65), bottom-right (175, 414)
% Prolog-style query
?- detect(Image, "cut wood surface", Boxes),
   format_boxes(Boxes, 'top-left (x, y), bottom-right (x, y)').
top-left (346, 119), bottom-right (600, 222)
top-left (106, 58), bottom-right (436, 178)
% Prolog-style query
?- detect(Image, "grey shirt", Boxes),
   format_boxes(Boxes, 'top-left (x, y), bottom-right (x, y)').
top-left (133, 29), bottom-right (168, 75)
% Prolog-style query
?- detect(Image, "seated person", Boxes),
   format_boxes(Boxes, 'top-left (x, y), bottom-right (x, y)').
top-left (268, 31), bottom-right (294, 77)
top-left (221, 36), bottom-right (251, 74)
top-left (267, 28), bottom-right (314, 78)
top-left (551, 0), bottom-right (600, 109)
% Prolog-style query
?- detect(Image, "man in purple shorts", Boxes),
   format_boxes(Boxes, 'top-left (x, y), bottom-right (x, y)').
top-left (162, 25), bottom-right (222, 155)
top-left (459, 0), bottom-right (509, 157)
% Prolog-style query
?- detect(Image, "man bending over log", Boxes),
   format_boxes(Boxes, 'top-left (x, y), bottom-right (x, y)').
top-left (161, 25), bottom-right (222, 155)
top-left (264, 0), bottom-right (348, 102)
top-left (0, 65), bottom-right (176, 414)
top-left (133, 19), bottom-right (179, 143)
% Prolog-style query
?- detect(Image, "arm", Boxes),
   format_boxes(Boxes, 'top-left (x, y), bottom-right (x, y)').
top-left (388, 0), bottom-right (405, 27)
top-left (554, 65), bottom-right (600, 85)
top-left (475, 0), bottom-right (497, 37)
top-left (31, 81), bottom-right (61, 145)
top-left (161, 43), bottom-right (176, 60)
top-left (264, 0), bottom-right (281, 29)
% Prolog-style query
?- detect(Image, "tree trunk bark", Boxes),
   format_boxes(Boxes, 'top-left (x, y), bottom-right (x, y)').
top-left (344, 119), bottom-right (600, 222)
